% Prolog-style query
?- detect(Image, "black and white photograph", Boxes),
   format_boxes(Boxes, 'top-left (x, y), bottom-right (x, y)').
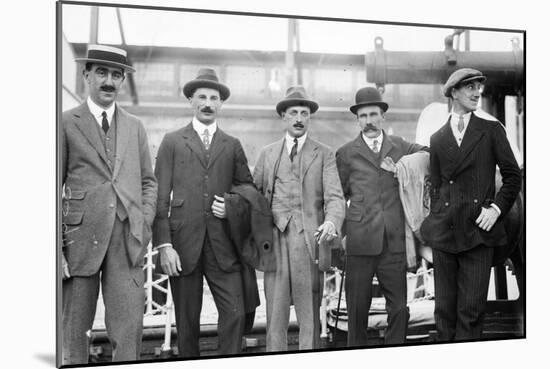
top-left (5, 1), bottom-right (547, 369)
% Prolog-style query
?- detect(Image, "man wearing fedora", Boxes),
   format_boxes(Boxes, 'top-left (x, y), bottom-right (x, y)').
top-left (420, 68), bottom-right (521, 341)
top-left (61, 44), bottom-right (157, 364)
top-left (336, 87), bottom-right (427, 346)
top-left (153, 68), bottom-right (254, 356)
top-left (253, 86), bottom-right (345, 351)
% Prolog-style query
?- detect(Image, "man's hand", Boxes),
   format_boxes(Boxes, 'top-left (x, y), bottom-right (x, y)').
top-left (62, 253), bottom-right (71, 280)
top-left (380, 156), bottom-right (397, 174)
top-left (212, 195), bottom-right (227, 219)
top-left (315, 221), bottom-right (337, 243)
top-left (476, 206), bottom-right (499, 232)
top-left (159, 247), bottom-right (182, 276)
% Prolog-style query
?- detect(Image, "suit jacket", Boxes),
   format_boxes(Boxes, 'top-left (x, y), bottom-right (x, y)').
top-left (420, 113), bottom-right (522, 253)
top-left (253, 136), bottom-right (345, 265)
top-left (61, 102), bottom-right (158, 276)
top-left (336, 131), bottom-right (427, 256)
top-left (153, 123), bottom-right (253, 275)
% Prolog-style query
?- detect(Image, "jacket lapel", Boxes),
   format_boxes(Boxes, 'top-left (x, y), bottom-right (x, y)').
top-left (112, 105), bottom-right (129, 180)
top-left (438, 118), bottom-right (461, 162)
top-left (72, 103), bottom-right (110, 169)
top-left (379, 131), bottom-right (394, 160)
top-left (268, 138), bottom-right (286, 192)
top-left (452, 114), bottom-right (485, 176)
top-left (181, 123), bottom-right (207, 168)
top-left (300, 137), bottom-right (319, 183)
top-left (207, 129), bottom-right (227, 169)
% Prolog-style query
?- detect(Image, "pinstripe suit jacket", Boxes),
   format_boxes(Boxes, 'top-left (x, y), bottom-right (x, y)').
top-left (420, 113), bottom-right (522, 253)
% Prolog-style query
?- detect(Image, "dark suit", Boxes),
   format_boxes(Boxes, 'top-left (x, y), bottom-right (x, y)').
top-left (420, 113), bottom-right (521, 341)
top-left (336, 131), bottom-right (426, 346)
top-left (153, 123), bottom-right (253, 356)
top-left (61, 102), bottom-right (157, 364)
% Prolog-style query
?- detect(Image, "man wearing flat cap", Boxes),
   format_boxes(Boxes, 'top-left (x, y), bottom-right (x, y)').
top-left (336, 87), bottom-right (427, 346)
top-left (153, 68), bottom-right (254, 356)
top-left (61, 44), bottom-right (157, 364)
top-left (420, 68), bottom-right (521, 341)
top-left (253, 86), bottom-right (345, 351)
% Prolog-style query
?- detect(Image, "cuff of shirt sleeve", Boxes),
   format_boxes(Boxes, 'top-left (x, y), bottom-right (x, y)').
top-left (154, 243), bottom-right (173, 251)
top-left (490, 203), bottom-right (501, 216)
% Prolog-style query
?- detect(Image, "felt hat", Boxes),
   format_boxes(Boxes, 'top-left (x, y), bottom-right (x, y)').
top-left (75, 44), bottom-right (136, 73)
top-left (182, 68), bottom-right (230, 101)
top-left (276, 86), bottom-right (319, 116)
top-left (350, 86), bottom-right (388, 115)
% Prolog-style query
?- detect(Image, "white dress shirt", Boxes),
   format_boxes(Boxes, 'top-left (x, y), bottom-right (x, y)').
top-left (449, 110), bottom-right (472, 147)
top-left (362, 131), bottom-right (384, 152)
top-left (87, 97), bottom-right (115, 128)
top-left (284, 132), bottom-right (307, 156)
top-left (192, 117), bottom-right (217, 140)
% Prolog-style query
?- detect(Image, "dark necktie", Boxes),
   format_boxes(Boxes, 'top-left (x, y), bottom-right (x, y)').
top-left (458, 115), bottom-right (465, 133)
top-left (101, 111), bottom-right (109, 134)
top-left (290, 138), bottom-right (298, 162)
top-left (202, 128), bottom-right (211, 150)
top-left (372, 139), bottom-right (379, 153)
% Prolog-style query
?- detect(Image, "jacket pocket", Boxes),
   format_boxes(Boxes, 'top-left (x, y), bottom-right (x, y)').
top-left (170, 198), bottom-right (184, 208)
top-left (65, 189), bottom-right (86, 200)
top-left (63, 211), bottom-right (84, 226)
top-left (346, 211), bottom-right (363, 222)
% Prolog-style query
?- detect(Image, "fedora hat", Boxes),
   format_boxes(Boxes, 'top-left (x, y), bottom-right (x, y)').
top-left (276, 86), bottom-right (319, 117)
top-left (350, 87), bottom-right (388, 115)
top-left (183, 68), bottom-right (230, 101)
top-left (75, 44), bottom-right (136, 73)
top-left (443, 68), bottom-right (486, 97)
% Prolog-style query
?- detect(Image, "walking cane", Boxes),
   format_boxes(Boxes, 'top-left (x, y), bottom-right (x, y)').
top-left (333, 255), bottom-right (345, 347)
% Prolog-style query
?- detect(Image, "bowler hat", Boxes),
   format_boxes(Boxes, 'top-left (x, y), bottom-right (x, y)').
top-left (183, 68), bottom-right (230, 101)
top-left (276, 86), bottom-right (319, 116)
top-left (75, 44), bottom-right (136, 73)
top-left (350, 87), bottom-right (388, 115)
top-left (443, 68), bottom-right (486, 97)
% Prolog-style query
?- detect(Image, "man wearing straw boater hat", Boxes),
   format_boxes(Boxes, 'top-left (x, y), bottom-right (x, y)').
top-left (253, 86), bottom-right (345, 351)
top-left (153, 68), bottom-right (255, 357)
top-left (61, 44), bottom-right (157, 364)
top-left (336, 87), bottom-right (427, 347)
top-left (420, 68), bottom-right (521, 341)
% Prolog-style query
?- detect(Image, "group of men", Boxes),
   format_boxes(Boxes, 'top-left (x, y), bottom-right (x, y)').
top-left (60, 44), bottom-right (522, 365)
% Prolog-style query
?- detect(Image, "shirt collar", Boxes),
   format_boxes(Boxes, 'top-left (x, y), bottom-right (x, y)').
top-left (362, 130), bottom-right (384, 147)
top-left (192, 117), bottom-right (217, 136)
top-left (285, 132), bottom-right (307, 153)
top-left (87, 97), bottom-right (115, 124)
top-left (449, 110), bottom-right (473, 127)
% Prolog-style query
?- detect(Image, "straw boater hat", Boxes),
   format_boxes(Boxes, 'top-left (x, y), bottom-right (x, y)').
top-left (183, 68), bottom-right (231, 101)
top-left (276, 86), bottom-right (319, 117)
top-left (349, 86), bottom-right (388, 115)
top-left (443, 68), bottom-right (486, 97)
top-left (75, 44), bottom-right (136, 73)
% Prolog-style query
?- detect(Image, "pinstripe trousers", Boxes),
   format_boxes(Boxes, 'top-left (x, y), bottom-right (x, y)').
top-left (432, 245), bottom-right (494, 341)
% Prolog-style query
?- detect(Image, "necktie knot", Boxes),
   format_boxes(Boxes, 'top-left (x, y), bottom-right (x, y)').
top-left (457, 115), bottom-right (465, 133)
top-left (202, 128), bottom-right (211, 150)
top-left (290, 137), bottom-right (298, 162)
top-left (101, 111), bottom-right (109, 134)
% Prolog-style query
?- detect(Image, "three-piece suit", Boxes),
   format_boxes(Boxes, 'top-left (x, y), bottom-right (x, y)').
top-left (336, 131), bottom-right (426, 345)
top-left (253, 136), bottom-right (345, 350)
top-left (61, 102), bottom-right (157, 364)
top-left (420, 112), bottom-right (521, 340)
top-left (153, 123), bottom-right (254, 356)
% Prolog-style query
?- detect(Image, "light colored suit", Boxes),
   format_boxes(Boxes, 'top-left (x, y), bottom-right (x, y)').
top-left (253, 136), bottom-right (345, 350)
top-left (61, 102), bottom-right (157, 364)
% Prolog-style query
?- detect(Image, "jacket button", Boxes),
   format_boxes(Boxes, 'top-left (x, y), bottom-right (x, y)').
top-left (109, 204), bottom-right (115, 208)
top-left (203, 193), bottom-right (208, 197)
top-left (93, 240), bottom-right (98, 245)
top-left (449, 180), bottom-right (454, 184)
top-left (444, 202), bottom-right (449, 206)
top-left (474, 199), bottom-right (478, 203)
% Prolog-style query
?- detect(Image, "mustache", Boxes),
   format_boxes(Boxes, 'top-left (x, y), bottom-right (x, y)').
top-left (293, 123), bottom-right (304, 128)
top-left (201, 107), bottom-right (214, 113)
top-left (100, 86), bottom-right (116, 92)
top-left (362, 124), bottom-right (378, 131)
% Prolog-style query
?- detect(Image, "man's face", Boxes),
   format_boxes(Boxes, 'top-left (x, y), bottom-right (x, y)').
top-left (189, 87), bottom-right (223, 125)
top-left (451, 80), bottom-right (482, 114)
top-left (84, 64), bottom-right (125, 108)
top-left (282, 105), bottom-right (311, 138)
top-left (357, 105), bottom-right (384, 138)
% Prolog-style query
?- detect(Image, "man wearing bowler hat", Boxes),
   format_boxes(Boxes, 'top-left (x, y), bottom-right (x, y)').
top-left (420, 68), bottom-right (521, 341)
top-left (61, 44), bottom-right (157, 364)
top-left (253, 86), bottom-right (345, 351)
top-left (336, 87), bottom-right (427, 346)
top-left (153, 68), bottom-right (254, 356)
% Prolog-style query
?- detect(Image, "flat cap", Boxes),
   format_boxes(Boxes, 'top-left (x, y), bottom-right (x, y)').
top-left (443, 68), bottom-right (486, 97)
